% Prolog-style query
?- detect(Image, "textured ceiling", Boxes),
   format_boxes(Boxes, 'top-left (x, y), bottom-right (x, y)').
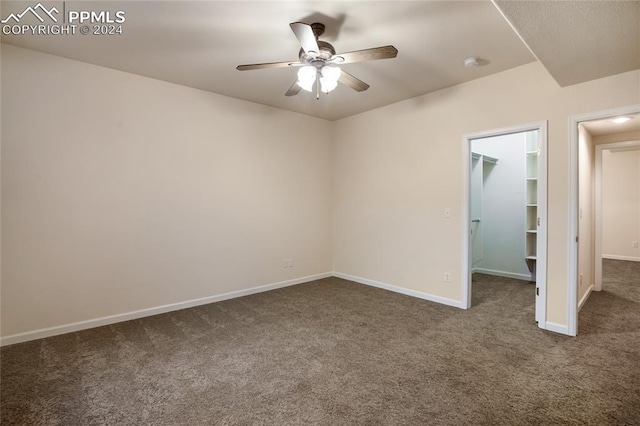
top-left (2, 1), bottom-right (639, 120)
top-left (494, 0), bottom-right (640, 87)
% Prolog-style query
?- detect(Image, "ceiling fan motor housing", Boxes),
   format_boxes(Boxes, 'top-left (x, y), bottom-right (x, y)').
top-left (297, 22), bottom-right (336, 65)
top-left (299, 40), bottom-right (336, 64)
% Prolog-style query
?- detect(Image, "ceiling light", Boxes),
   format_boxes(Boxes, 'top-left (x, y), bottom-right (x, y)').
top-left (297, 66), bottom-right (317, 92)
top-left (611, 116), bottom-right (632, 124)
top-left (297, 64), bottom-right (342, 95)
top-left (319, 66), bottom-right (341, 94)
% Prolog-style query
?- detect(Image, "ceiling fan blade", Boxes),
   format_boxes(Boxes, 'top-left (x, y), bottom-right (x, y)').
top-left (338, 71), bottom-right (370, 92)
top-left (290, 22), bottom-right (319, 55)
top-left (285, 80), bottom-right (302, 97)
top-left (237, 61), bottom-right (302, 71)
top-left (332, 45), bottom-right (398, 64)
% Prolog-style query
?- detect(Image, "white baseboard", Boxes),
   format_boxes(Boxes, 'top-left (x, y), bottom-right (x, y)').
top-left (602, 254), bottom-right (640, 262)
top-left (332, 272), bottom-right (465, 309)
top-left (578, 284), bottom-right (594, 312)
top-left (543, 321), bottom-right (572, 336)
top-left (0, 272), bottom-right (333, 347)
top-left (472, 268), bottom-right (533, 282)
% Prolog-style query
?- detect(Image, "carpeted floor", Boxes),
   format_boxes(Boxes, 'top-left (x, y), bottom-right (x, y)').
top-left (1, 260), bottom-right (639, 425)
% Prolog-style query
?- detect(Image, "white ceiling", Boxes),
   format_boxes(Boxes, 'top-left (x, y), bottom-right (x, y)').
top-left (2, 1), bottom-right (639, 121)
top-left (494, 0), bottom-right (640, 87)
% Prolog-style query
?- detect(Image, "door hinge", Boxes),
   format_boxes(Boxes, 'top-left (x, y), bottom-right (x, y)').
top-left (537, 217), bottom-right (540, 226)
top-left (576, 236), bottom-right (579, 243)
top-left (536, 287), bottom-right (539, 296)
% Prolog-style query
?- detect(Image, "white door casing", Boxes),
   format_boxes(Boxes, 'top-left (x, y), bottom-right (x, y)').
top-left (462, 121), bottom-right (548, 329)
top-left (568, 104), bottom-right (640, 336)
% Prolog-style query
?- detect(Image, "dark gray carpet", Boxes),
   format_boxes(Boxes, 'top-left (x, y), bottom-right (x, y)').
top-left (1, 260), bottom-right (639, 425)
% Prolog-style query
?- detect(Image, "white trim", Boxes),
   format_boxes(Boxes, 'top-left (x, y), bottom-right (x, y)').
top-left (0, 272), bottom-right (333, 347)
top-left (463, 122), bottom-right (545, 141)
top-left (462, 121), bottom-right (548, 329)
top-left (332, 272), bottom-right (465, 309)
top-left (595, 144), bottom-right (604, 291)
top-left (537, 122), bottom-right (548, 328)
top-left (602, 254), bottom-right (640, 262)
top-left (462, 132), bottom-right (472, 309)
top-left (578, 284), bottom-right (594, 311)
top-left (569, 117), bottom-right (579, 336)
top-left (568, 104), bottom-right (640, 337)
top-left (472, 268), bottom-right (533, 282)
top-left (544, 322), bottom-right (570, 335)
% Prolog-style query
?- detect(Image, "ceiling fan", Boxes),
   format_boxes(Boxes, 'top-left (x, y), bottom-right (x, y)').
top-left (236, 22), bottom-right (398, 99)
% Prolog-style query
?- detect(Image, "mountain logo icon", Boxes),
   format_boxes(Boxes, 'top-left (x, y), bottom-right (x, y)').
top-left (1, 3), bottom-right (59, 24)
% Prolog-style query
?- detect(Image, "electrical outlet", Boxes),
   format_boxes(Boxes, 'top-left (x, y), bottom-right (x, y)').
top-left (444, 208), bottom-right (451, 219)
top-left (282, 259), bottom-right (294, 269)
top-left (633, 241), bottom-right (639, 249)
top-left (444, 272), bottom-right (451, 282)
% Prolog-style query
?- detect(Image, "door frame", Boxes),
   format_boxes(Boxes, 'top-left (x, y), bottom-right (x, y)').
top-left (568, 104), bottom-right (640, 336)
top-left (462, 121), bottom-right (548, 329)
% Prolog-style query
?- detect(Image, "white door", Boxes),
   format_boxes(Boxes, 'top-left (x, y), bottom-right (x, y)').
top-left (530, 130), bottom-right (547, 326)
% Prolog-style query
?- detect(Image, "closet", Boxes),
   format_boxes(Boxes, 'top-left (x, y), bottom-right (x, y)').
top-left (471, 131), bottom-right (539, 281)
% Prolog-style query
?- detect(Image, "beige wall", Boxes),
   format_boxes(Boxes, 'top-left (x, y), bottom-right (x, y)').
top-left (595, 131), bottom-right (640, 263)
top-left (1, 45), bottom-right (333, 337)
top-left (601, 148), bottom-right (640, 260)
top-left (594, 131), bottom-right (640, 146)
top-left (578, 125), bottom-right (594, 303)
top-left (333, 62), bottom-right (640, 328)
top-left (2, 44), bottom-right (640, 340)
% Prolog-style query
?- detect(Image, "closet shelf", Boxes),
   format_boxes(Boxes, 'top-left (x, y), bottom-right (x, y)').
top-left (525, 134), bottom-right (538, 276)
top-left (471, 152), bottom-right (499, 164)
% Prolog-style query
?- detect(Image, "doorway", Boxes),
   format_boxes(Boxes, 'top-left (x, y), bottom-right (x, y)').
top-left (594, 140), bottom-right (640, 287)
top-left (569, 104), bottom-right (640, 336)
top-left (462, 122), bottom-right (548, 329)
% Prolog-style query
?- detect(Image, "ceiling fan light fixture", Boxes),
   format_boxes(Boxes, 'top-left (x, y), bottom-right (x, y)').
top-left (319, 65), bottom-right (341, 93)
top-left (297, 65), bottom-right (317, 92)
